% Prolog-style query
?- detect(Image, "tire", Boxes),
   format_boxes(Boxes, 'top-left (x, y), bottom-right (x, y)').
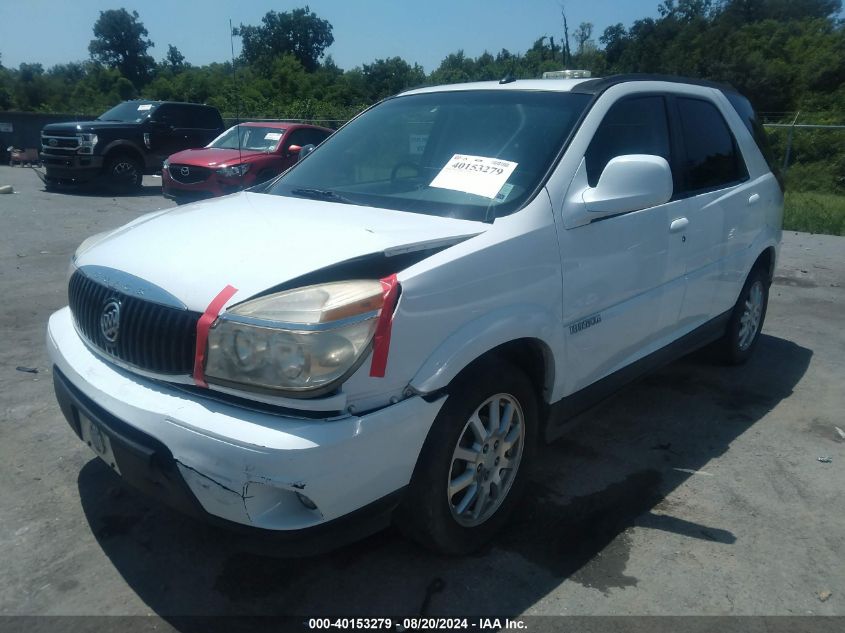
top-left (104, 154), bottom-right (143, 192)
top-left (714, 265), bottom-right (769, 365)
top-left (396, 358), bottom-right (538, 555)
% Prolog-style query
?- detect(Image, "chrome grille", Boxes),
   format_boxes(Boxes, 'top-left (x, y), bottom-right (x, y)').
top-left (41, 134), bottom-right (79, 154)
top-left (68, 270), bottom-right (200, 375)
top-left (169, 164), bottom-right (211, 184)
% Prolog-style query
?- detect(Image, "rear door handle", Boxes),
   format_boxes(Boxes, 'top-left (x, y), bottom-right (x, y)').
top-left (748, 193), bottom-right (760, 205)
top-left (669, 217), bottom-right (689, 233)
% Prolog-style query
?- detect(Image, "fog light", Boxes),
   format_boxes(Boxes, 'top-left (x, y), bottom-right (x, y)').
top-left (296, 492), bottom-right (318, 510)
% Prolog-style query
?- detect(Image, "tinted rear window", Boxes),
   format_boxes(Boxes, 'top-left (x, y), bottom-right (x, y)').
top-left (192, 106), bottom-right (223, 129)
top-left (724, 91), bottom-right (783, 190)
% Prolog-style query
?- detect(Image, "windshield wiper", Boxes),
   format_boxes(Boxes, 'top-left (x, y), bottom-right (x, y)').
top-left (290, 188), bottom-right (354, 205)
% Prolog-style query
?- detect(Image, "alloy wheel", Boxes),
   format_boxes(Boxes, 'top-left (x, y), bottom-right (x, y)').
top-left (447, 393), bottom-right (525, 527)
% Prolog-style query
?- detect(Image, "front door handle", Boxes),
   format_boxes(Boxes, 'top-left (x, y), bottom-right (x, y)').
top-left (670, 217), bottom-right (689, 233)
top-left (748, 193), bottom-right (760, 205)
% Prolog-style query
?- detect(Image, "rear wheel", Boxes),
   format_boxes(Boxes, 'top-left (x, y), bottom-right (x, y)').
top-left (714, 265), bottom-right (769, 364)
top-left (396, 358), bottom-right (537, 554)
top-left (104, 154), bottom-right (142, 192)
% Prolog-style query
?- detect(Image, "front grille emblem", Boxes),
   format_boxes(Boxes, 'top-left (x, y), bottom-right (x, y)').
top-left (100, 299), bottom-right (121, 344)
top-left (180, 166), bottom-right (190, 176)
top-left (48, 138), bottom-right (58, 146)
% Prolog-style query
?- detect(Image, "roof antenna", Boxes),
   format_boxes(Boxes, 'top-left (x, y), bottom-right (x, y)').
top-left (229, 18), bottom-right (244, 191)
top-left (499, 74), bottom-right (516, 85)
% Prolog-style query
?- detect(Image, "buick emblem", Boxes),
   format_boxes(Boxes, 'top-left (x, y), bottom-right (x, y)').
top-left (48, 138), bottom-right (58, 146)
top-left (180, 166), bottom-right (190, 176)
top-left (100, 299), bottom-right (121, 344)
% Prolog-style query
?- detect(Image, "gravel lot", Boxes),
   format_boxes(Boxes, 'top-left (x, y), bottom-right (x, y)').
top-left (1, 166), bottom-right (843, 623)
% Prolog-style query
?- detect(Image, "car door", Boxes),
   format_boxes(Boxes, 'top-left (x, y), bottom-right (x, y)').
top-left (557, 94), bottom-right (688, 394)
top-left (181, 106), bottom-right (222, 149)
top-left (670, 94), bottom-right (753, 326)
top-left (146, 104), bottom-right (184, 163)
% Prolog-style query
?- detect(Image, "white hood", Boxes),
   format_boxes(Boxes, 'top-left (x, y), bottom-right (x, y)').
top-left (74, 192), bottom-right (485, 311)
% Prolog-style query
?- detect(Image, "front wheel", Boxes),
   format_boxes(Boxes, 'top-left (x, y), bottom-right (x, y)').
top-left (396, 358), bottom-right (538, 554)
top-left (714, 265), bottom-right (769, 364)
top-left (104, 154), bottom-right (143, 192)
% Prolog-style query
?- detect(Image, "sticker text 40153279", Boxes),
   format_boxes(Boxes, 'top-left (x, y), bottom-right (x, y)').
top-left (429, 153), bottom-right (518, 199)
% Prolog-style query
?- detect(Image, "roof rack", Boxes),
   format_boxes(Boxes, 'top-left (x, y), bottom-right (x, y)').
top-left (571, 73), bottom-right (737, 96)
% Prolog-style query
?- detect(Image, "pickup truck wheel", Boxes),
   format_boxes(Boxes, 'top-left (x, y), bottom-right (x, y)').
top-left (104, 154), bottom-right (142, 191)
top-left (396, 359), bottom-right (537, 554)
top-left (714, 266), bottom-right (769, 365)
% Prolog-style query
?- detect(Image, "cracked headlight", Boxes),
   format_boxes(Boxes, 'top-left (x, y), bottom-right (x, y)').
top-left (205, 280), bottom-right (386, 396)
top-left (215, 163), bottom-right (250, 177)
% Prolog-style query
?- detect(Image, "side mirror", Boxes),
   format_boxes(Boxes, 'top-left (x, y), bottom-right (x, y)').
top-left (297, 143), bottom-right (316, 161)
top-left (583, 155), bottom-right (673, 216)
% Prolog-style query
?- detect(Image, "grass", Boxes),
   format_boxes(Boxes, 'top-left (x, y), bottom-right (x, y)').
top-left (783, 191), bottom-right (845, 236)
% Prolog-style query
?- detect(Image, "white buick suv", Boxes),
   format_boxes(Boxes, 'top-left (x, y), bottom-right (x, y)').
top-left (48, 74), bottom-right (783, 554)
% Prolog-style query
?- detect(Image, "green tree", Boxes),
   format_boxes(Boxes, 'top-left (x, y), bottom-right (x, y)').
top-left (88, 8), bottom-right (155, 88)
top-left (429, 51), bottom-right (476, 84)
top-left (600, 23), bottom-right (629, 66)
top-left (164, 44), bottom-right (187, 71)
top-left (361, 57), bottom-right (426, 101)
top-left (236, 6), bottom-right (334, 73)
top-left (0, 55), bottom-right (14, 110)
top-left (573, 22), bottom-right (594, 55)
top-left (720, 0), bottom-right (842, 23)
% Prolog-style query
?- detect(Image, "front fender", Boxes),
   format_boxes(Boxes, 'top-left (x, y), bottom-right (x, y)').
top-left (101, 139), bottom-right (146, 164)
top-left (409, 305), bottom-right (558, 395)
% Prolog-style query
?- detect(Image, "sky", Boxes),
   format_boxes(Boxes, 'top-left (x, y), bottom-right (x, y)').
top-left (0, 0), bottom-right (663, 74)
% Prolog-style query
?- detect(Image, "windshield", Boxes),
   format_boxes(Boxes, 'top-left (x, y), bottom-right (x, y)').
top-left (208, 125), bottom-right (286, 151)
top-left (97, 101), bottom-right (158, 122)
top-left (266, 90), bottom-right (590, 221)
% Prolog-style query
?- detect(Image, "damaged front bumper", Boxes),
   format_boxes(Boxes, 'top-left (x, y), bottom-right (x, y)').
top-left (47, 307), bottom-right (445, 546)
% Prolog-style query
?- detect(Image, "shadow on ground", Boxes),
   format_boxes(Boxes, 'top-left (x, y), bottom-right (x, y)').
top-left (43, 182), bottom-right (163, 198)
top-left (76, 334), bottom-right (811, 619)
top-left (27, 166), bottom-right (163, 198)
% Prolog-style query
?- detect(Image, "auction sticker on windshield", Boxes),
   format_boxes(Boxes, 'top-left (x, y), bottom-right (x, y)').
top-left (430, 154), bottom-right (518, 199)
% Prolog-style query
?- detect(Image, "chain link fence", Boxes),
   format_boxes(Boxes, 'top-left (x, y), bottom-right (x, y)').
top-left (763, 116), bottom-right (845, 235)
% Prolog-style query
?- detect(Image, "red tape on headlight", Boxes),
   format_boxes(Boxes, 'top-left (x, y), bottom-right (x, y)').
top-left (369, 274), bottom-right (400, 378)
top-left (193, 284), bottom-right (238, 387)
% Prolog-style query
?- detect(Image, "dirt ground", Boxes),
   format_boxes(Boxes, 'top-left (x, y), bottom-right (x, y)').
top-left (1, 166), bottom-right (843, 624)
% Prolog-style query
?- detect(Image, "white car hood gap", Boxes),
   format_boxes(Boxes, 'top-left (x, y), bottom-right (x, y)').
top-left (75, 192), bottom-right (486, 310)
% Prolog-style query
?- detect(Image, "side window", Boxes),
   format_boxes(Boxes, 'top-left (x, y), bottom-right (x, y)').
top-left (191, 107), bottom-right (222, 129)
top-left (155, 105), bottom-right (190, 128)
top-left (152, 104), bottom-right (173, 125)
top-left (585, 96), bottom-right (671, 187)
top-left (677, 97), bottom-right (746, 192)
